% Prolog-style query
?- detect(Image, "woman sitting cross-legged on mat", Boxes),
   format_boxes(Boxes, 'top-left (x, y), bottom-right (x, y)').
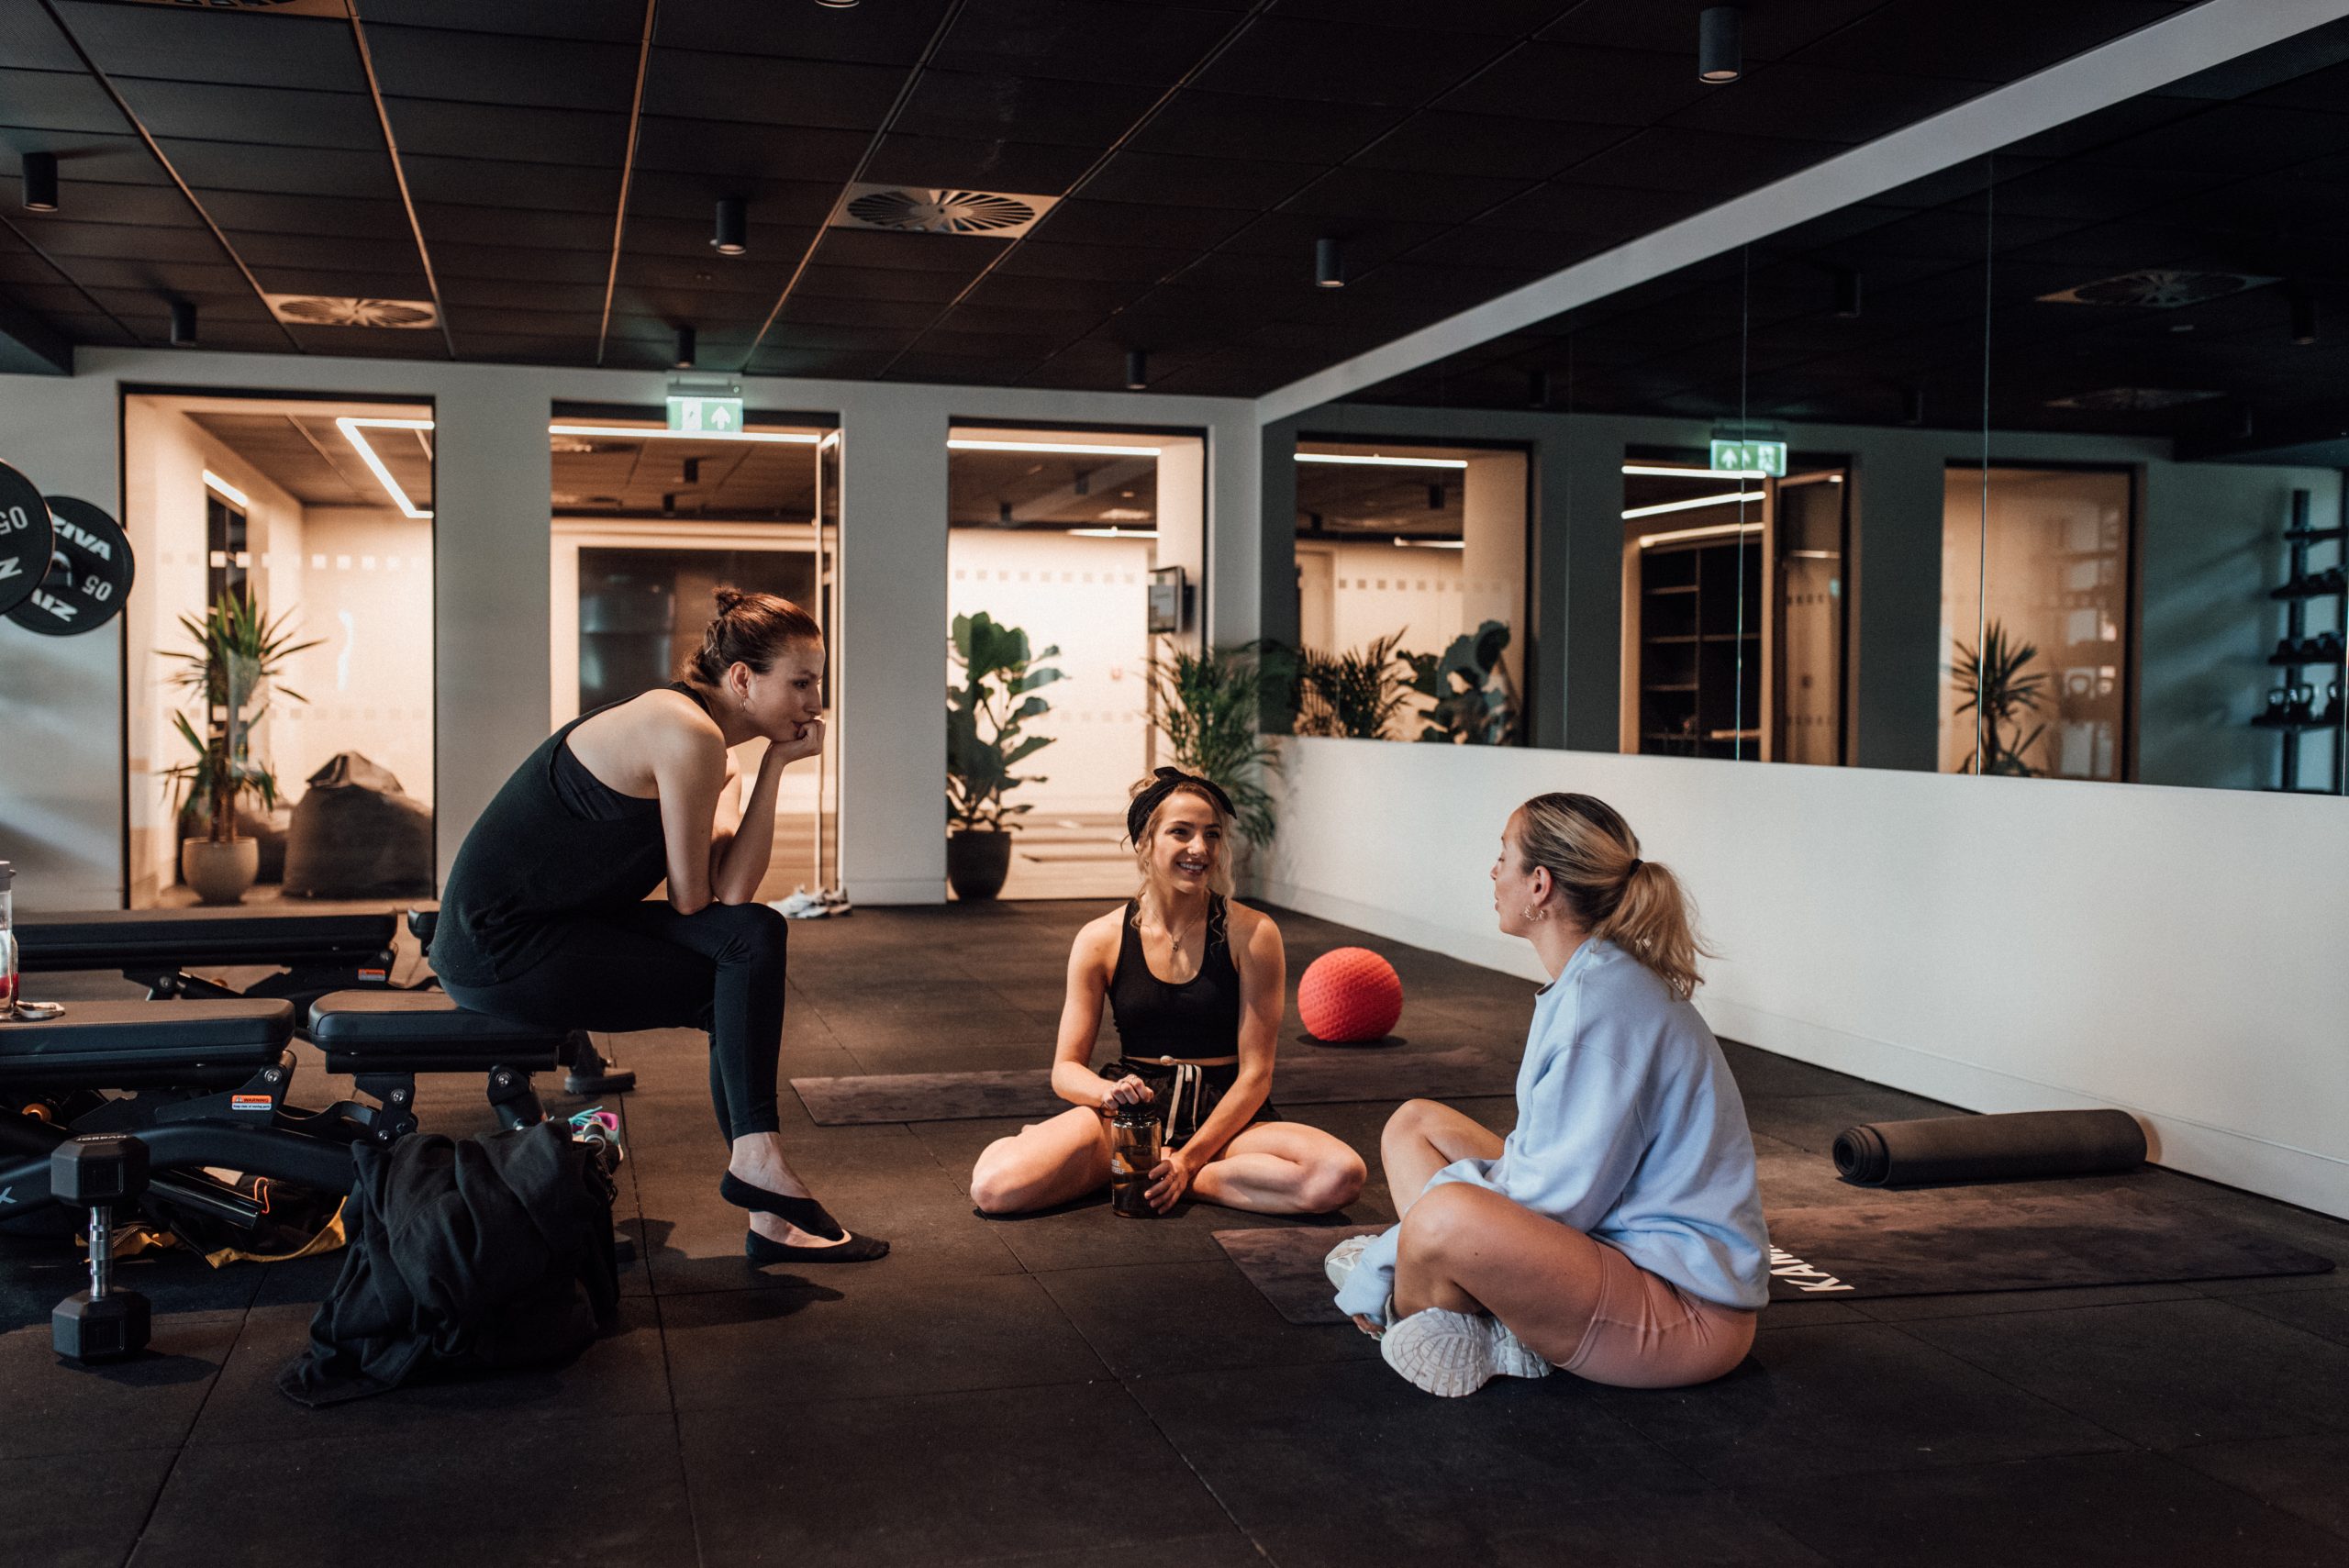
top-left (967, 769), bottom-right (1366, 1218)
top-left (433, 587), bottom-right (885, 1264)
top-left (1328, 793), bottom-right (1767, 1396)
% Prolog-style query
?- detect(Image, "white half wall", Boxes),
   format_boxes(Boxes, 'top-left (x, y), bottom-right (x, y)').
top-left (1260, 736), bottom-right (2349, 1219)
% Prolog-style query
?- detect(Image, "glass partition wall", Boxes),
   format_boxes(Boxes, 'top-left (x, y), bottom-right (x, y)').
top-left (120, 392), bottom-right (438, 907)
top-left (547, 405), bottom-right (840, 903)
top-left (1290, 17), bottom-right (2349, 796)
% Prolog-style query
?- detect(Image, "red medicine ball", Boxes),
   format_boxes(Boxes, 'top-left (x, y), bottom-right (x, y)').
top-left (1297, 947), bottom-right (1403, 1043)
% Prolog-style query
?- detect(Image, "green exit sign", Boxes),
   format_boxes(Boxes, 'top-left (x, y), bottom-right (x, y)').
top-left (1709, 439), bottom-right (1787, 477)
top-left (667, 395), bottom-right (744, 433)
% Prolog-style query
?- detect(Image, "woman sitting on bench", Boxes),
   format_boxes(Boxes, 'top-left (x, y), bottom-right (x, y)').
top-left (1328, 793), bottom-right (1766, 1396)
top-left (967, 769), bottom-right (1364, 1218)
top-left (435, 588), bottom-right (884, 1263)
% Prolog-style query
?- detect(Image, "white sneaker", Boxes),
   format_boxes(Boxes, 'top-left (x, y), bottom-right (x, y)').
top-left (1380, 1307), bottom-right (1553, 1396)
top-left (1323, 1233), bottom-right (1375, 1292)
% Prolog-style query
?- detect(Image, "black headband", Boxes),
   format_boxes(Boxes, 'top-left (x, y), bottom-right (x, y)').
top-left (1127, 767), bottom-right (1234, 845)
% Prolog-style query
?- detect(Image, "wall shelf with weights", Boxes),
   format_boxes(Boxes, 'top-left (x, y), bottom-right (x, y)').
top-left (2256, 489), bottom-right (2346, 792)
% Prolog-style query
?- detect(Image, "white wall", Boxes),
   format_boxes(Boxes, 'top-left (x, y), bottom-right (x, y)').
top-left (1261, 736), bottom-right (2349, 1219)
top-left (0, 349), bottom-right (1259, 913)
top-left (948, 528), bottom-right (1153, 815)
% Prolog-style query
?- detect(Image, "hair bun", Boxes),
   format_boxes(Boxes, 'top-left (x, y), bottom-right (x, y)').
top-left (713, 585), bottom-right (748, 613)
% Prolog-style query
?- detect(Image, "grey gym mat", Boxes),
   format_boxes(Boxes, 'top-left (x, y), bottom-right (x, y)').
top-left (1213, 1186), bottom-right (2336, 1323)
top-left (789, 1046), bottom-right (1518, 1127)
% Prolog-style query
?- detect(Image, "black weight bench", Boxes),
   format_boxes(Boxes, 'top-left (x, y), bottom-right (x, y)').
top-left (16, 907), bottom-right (402, 1016)
top-left (306, 990), bottom-right (569, 1142)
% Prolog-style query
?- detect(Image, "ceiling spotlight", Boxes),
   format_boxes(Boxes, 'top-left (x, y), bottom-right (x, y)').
top-left (1833, 268), bottom-right (1863, 318)
top-left (21, 150), bottom-right (58, 214)
top-left (1903, 386), bottom-right (1925, 426)
top-left (682, 457), bottom-right (701, 484)
top-left (169, 298), bottom-right (197, 347)
top-left (1698, 6), bottom-right (1742, 83)
top-left (674, 324), bottom-right (697, 369)
top-left (1315, 237), bottom-right (1345, 290)
top-left (997, 500), bottom-right (1014, 525)
top-left (1527, 368), bottom-right (1552, 408)
top-left (662, 492), bottom-right (678, 513)
top-left (813, 0), bottom-right (859, 7)
top-left (1426, 483), bottom-right (1445, 511)
top-left (2292, 292), bottom-right (2320, 347)
top-left (1125, 348), bottom-right (1148, 391)
top-left (1074, 470), bottom-right (1090, 496)
top-left (712, 196), bottom-right (748, 256)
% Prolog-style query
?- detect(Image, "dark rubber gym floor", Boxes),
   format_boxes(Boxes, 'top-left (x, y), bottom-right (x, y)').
top-left (7, 900), bottom-right (2349, 1568)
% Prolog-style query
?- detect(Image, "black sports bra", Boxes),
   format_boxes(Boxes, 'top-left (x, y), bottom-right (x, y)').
top-left (1107, 895), bottom-right (1241, 1061)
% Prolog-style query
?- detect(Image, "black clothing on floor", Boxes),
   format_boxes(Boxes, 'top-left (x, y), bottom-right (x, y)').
top-left (435, 682), bottom-right (787, 1140)
top-left (445, 900), bottom-right (788, 1140)
top-left (277, 1122), bottom-right (620, 1407)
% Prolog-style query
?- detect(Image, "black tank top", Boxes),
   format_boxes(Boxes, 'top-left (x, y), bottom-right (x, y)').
top-left (435, 684), bottom-right (710, 985)
top-left (1107, 895), bottom-right (1241, 1061)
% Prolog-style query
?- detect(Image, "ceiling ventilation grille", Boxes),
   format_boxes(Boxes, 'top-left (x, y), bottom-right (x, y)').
top-left (829, 184), bottom-right (1058, 238)
top-left (2037, 269), bottom-right (2278, 309)
top-left (264, 295), bottom-right (439, 328)
top-left (2046, 387), bottom-right (2226, 412)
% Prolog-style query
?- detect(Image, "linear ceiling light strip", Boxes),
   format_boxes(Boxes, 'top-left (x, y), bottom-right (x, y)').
top-left (947, 439), bottom-right (1161, 457)
top-left (1295, 452), bottom-right (1467, 469)
top-left (1622, 490), bottom-right (1766, 520)
top-left (1638, 519), bottom-right (1765, 548)
top-left (548, 423), bottom-right (824, 444)
top-left (874, 0), bottom-right (1277, 385)
top-left (347, 0), bottom-right (457, 359)
top-left (36, 0), bottom-right (301, 351)
top-left (1256, 0), bottom-right (2349, 422)
top-left (596, 0), bottom-right (661, 367)
top-left (737, 0), bottom-right (973, 372)
top-left (338, 417), bottom-right (432, 518)
top-left (0, 210), bottom-right (140, 345)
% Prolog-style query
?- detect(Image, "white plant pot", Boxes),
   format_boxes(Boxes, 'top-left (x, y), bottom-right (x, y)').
top-left (182, 838), bottom-right (260, 906)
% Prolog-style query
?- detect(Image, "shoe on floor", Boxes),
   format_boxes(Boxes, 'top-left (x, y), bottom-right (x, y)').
top-left (1380, 1307), bottom-right (1553, 1396)
top-left (1324, 1233), bottom-right (1375, 1292)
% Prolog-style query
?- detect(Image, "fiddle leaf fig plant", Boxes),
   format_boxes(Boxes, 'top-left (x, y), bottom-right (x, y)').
top-left (1402, 619), bottom-right (1519, 745)
top-left (947, 611), bottom-right (1064, 832)
top-left (162, 586), bottom-right (320, 843)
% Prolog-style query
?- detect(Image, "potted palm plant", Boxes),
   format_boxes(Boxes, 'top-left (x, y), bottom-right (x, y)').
top-left (1297, 631), bottom-right (1409, 740)
top-left (946, 611), bottom-right (1063, 901)
top-left (1147, 640), bottom-right (1296, 852)
top-left (163, 587), bottom-right (317, 905)
top-left (1951, 619), bottom-right (2047, 776)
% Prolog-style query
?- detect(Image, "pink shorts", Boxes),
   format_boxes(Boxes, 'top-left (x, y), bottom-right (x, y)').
top-left (1559, 1240), bottom-right (1757, 1389)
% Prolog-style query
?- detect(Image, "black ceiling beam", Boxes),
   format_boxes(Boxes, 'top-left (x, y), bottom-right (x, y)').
top-left (596, 0), bottom-right (661, 368)
top-left (348, 0), bottom-right (457, 360)
top-left (36, 0), bottom-right (303, 353)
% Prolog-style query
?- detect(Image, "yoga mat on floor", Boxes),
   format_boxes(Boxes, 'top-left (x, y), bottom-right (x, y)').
top-left (1213, 1187), bottom-right (2334, 1322)
top-left (790, 1047), bottom-right (1518, 1127)
top-left (1833, 1109), bottom-right (2146, 1187)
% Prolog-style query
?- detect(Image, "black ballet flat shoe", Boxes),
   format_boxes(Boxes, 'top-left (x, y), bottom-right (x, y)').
top-left (720, 1172), bottom-right (847, 1240)
top-left (746, 1228), bottom-right (892, 1265)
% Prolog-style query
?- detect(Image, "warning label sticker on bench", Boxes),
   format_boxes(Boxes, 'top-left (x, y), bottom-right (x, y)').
top-left (231, 1095), bottom-right (274, 1113)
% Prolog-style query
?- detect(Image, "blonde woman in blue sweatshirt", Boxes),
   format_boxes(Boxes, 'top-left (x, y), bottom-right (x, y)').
top-left (1330, 793), bottom-right (1769, 1397)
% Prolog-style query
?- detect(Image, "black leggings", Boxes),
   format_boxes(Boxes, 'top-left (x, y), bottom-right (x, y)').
top-left (442, 900), bottom-right (788, 1140)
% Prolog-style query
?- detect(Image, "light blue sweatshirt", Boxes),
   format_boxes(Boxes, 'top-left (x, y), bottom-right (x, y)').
top-left (1333, 939), bottom-right (1770, 1322)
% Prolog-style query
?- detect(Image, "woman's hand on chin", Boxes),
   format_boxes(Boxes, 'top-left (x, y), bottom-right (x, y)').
top-left (767, 717), bottom-right (826, 768)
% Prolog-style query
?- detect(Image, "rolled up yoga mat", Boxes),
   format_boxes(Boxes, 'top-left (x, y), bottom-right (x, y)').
top-left (1832, 1109), bottom-right (2146, 1187)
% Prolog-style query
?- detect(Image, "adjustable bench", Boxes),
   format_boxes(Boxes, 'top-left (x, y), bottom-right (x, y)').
top-left (306, 990), bottom-right (569, 1142)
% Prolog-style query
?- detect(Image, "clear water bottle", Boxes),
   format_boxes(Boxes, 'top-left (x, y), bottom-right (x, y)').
top-left (1, 860), bottom-right (17, 1014)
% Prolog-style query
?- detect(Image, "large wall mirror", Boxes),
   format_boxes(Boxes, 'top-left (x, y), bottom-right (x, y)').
top-left (1278, 18), bottom-right (2349, 796)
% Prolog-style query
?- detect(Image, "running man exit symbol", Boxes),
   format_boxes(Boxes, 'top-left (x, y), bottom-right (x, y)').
top-left (666, 395), bottom-right (743, 433)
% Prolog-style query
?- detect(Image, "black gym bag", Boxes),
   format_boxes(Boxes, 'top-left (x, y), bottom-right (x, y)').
top-left (277, 1120), bottom-right (620, 1407)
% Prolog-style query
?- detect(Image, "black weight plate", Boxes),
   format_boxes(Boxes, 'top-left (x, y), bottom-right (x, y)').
top-left (0, 459), bottom-right (52, 620)
top-left (7, 495), bottom-right (134, 637)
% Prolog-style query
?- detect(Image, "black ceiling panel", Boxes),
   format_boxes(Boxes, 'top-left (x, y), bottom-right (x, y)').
top-left (0, 7), bottom-right (79, 73)
top-left (359, 25), bottom-right (641, 111)
top-left (1664, 62), bottom-right (1985, 146)
top-left (50, 2), bottom-right (363, 91)
top-left (893, 70), bottom-right (1143, 149)
top-left (203, 191), bottom-right (409, 240)
top-left (930, 0), bottom-right (1241, 87)
top-left (159, 139), bottom-right (397, 200)
top-left (1036, 197), bottom-right (1256, 252)
top-left (1079, 150), bottom-right (1320, 212)
top-left (0, 174), bottom-right (190, 228)
top-left (630, 116), bottom-right (869, 183)
top-left (1194, 17), bottom-right (1519, 106)
top-left (795, 262), bottom-right (981, 304)
top-left (360, 0), bottom-right (648, 44)
top-left (1351, 111), bottom-right (1628, 182)
top-left (430, 242), bottom-right (613, 285)
top-left (641, 49), bottom-right (907, 133)
top-left (1538, 0), bottom-right (1890, 60)
top-left (1279, 165), bottom-right (1538, 226)
top-left (0, 64), bottom-right (131, 134)
top-left (110, 78), bottom-right (382, 150)
top-left (653, 0), bottom-right (958, 68)
top-left (1276, 0), bottom-right (1565, 38)
top-left (813, 228), bottom-right (1012, 274)
top-left (1130, 90), bottom-right (1406, 164)
top-left (1439, 43), bottom-right (1709, 126)
top-left (398, 156), bottom-right (619, 215)
top-left (1795, 0), bottom-right (2189, 84)
top-left (859, 131), bottom-right (1098, 193)
top-left (383, 99), bottom-right (632, 168)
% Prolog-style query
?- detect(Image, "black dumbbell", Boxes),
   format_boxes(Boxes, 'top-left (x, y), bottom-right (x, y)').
top-left (50, 1134), bottom-right (151, 1363)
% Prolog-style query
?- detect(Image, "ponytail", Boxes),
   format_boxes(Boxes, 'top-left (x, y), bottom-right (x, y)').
top-left (687, 587), bottom-right (821, 684)
top-left (1515, 792), bottom-right (1711, 999)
